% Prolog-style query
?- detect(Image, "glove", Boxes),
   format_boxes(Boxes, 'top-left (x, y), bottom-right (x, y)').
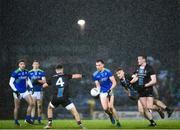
top-left (32, 79), bottom-right (41, 86)
top-left (29, 88), bottom-right (34, 95)
top-left (13, 91), bottom-right (20, 98)
top-left (107, 89), bottom-right (112, 97)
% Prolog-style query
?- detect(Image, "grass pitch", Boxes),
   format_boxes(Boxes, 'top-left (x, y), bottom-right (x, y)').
top-left (0, 119), bottom-right (180, 129)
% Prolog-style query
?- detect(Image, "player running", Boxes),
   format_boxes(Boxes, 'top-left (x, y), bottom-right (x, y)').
top-left (28, 60), bottom-right (47, 124)
top-left (9, 59), bottom-right (34, 126)
top-left (132, 55), bottom-right (157, 126)
top-left (92, 59), bottom-right (121, 128)
top-left (44, 65), bottom-right (85, 129)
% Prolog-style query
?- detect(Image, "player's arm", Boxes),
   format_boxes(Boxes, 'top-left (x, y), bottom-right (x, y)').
top-left (94, 80), bottom-right (100, 91)
top-left (9, 77), bottom-right (17, 91)
top-left (36, 77), bottom-right (47, 84)
top-left (109, 76), bottom-right (117, 90)
top-left (144, 74), bottom-right (157, 87)
top-left (72, 74), bottom-right (82, 79)
top-left (130, 74), bottom-right (138, 84)
top-left (27, 77), bottom-right (33, 88)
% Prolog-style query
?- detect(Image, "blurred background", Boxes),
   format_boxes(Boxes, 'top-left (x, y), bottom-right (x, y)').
top-left (1, 0), bottom-right (179, 119)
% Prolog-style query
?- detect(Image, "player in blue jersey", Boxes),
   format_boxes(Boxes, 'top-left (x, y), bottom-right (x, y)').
top-left (44, 65), bottom-right (85, 129)
top-left (28, 60), bottom-right (47, 124)
top-left (92, 59), bottom-right (121, 128)
top-left (9, 59), bottom-right (34, 126)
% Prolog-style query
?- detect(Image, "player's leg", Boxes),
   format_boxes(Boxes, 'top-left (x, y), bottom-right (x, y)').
top-left (147, 97), bottom-right (156, 126)
top-left (154, 99), bottom-right (174, 118)
top-left (31, 93), bottom-right (36, 123)
top-left (44, 97), bottom-right (59, 129)
top-left (100, 93), bottom-right (114, 124)
top-left (138, 99), bottom-right (146, 118)
top-left (13, 93), bottom-right (21, 126)
top-left (44, 102), bottom-right (54, 129)
top-left (67, 103), bottom-right (85, 129)
top-left (24, 92), bottom-right (34, 124)
top-left (108, 95), bottom-right (121, 127)
top-left (152, 103), bottom-right (165, 119)
top-left (37, 92), bottom-right (43, 123)
top-left (139, 97), bottom-right (155, 126)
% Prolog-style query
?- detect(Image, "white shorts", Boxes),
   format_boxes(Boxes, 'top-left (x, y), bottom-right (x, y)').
top-left (13, 91), bottom-right (30, 100)
top-left (100, 90), bottom-right (114, 98)
top-left (49, 102), bottom-right (75, 111)
top-left (31, 91), bottom-right (43, 100)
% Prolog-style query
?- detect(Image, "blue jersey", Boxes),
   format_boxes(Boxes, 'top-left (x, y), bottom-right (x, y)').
top-left (92, 68), bottom-right (113, 93)
top-left (28, 69), bottom-right (45, 92)
top-left (11, 68), bottom-right (29, 93)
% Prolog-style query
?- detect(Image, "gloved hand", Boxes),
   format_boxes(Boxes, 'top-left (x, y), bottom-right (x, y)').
top-left (107, 89), bottom-right (112, 96)
top-left (29, 88), bottom-right (34, 95)
top-left (32, 79), bottom-right (41, 86)
top-left (13, 91), bottom-right (20, 98)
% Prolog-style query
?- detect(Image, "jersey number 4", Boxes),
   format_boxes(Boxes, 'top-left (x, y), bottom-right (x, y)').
top-left (56, 77), bottom-right (65, 87)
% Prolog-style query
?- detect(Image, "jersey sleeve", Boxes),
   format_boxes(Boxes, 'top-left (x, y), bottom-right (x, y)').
top-left (66, 74), bottom-right (72, 79)
top-left (107, 70), bottom-right (113, 77)
top-left (41, 71), bottom-right (45, 77)
top-left (11, 71), bottom-right (17, 78)
top-left (148, 65), bottom-right (155, 75)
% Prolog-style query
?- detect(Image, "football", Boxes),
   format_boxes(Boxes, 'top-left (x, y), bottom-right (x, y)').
top-left (90, 87), bottom-right (100, 97)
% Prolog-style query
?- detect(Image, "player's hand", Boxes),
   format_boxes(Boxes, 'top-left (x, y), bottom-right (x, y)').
top-left (42, 83), bottom-right (48, 88)
top-left (107, 89), bottom-right (112, 96)
top-left (32, 79), bottom-right (41, 86)
top-left (29, 88), bottom-right (34, 95)
top-left (13, 91), bottom-right (20, 98)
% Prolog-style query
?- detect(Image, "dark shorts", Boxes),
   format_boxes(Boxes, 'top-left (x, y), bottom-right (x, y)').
top-left (51, 96), bottom-right (72, 108)
top-left (138, 87), bottom-right (153, 97)
top-left (128, 88), bottom-right (139, 101)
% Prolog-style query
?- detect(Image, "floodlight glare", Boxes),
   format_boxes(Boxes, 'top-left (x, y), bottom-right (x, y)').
top-left (77, 19), bottom-right (85, 26)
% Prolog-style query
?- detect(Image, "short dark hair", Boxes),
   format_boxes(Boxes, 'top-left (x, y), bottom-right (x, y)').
top-left (17, 59), bottom-right (26, 65)
top-left (33, 60), bottom-right (39, 63)
top-left (55, 64), bottom-right (63, 69)
top-left (116, 67), bottom-right (124, 72)
top-left (138, 54), bottom-right (147, 60)
top-left (96, 59), bottom-right (104, 64)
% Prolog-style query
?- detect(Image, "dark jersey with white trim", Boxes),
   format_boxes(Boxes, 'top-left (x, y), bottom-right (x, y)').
top-left (49, 74), bottom-right (72, 98)
top-left (134, 64), bottom-right (155, 88)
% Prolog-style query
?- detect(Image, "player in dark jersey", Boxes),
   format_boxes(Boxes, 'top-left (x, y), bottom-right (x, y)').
top-left (44, 65), bottom-right (85, 129)
top-left (9, 59), bottom-right (34, 126)
top-left (115, 68), bottom-right (166, 119)
top-left (132, 55), bottom-right (157, 126)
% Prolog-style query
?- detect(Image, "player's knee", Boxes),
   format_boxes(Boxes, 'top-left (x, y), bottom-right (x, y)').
top-left (102, 106), bottom-right (108, 110)
top-left (144, 108), bottom-right (152, 113)
top-left (48, 104), bottom-right (53, 110)
top-left (29, 101), bottom-right (34, 107)
top-left (138, 108), bottom-right (144, 116)
top-left (15, 105), bottom-right (20, 110)
top-left (37, 104), bottom-right (42, 110)
top-left (109, 106), bottom-right (114, 111)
